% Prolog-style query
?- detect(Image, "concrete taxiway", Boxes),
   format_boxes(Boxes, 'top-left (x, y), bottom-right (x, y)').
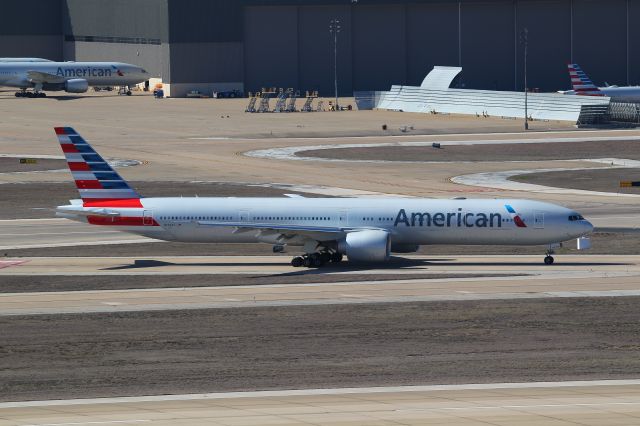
top-left (1, 255), bottom-right (639, 315)
top-left (0, 218), bottom-right (149, 250)
top-left (3, 380), bottom-right (640, 425)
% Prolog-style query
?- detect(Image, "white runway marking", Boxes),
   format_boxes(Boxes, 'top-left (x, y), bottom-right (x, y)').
top-left (452, 158), bottom-right (640, 198)
top-left (244, 135), bottom-right (640, 163)
top-left (3, 379), bottom-right (639, 408)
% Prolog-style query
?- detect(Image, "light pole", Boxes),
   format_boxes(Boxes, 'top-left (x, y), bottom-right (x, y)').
top-left (520, 27), bottom-right (529, 130)
top-left (329, 18), bottom-right (341, 111)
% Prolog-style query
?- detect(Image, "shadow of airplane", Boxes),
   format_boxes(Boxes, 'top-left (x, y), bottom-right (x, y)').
top-left (100, 257), bottom-right (629, 273)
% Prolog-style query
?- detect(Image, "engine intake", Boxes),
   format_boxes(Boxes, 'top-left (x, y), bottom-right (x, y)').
top-left (338, 229), bottom-right (390, 262)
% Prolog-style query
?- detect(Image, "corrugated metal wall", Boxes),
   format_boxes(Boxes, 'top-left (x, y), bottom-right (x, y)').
top-left (1, 0), bottom-right (638, 94)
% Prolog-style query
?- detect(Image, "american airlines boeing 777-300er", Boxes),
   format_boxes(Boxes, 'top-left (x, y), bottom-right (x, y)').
top-left (53, 127), bottom-right (594, 267)
top-left (0, 60), bottom-right (148, 97)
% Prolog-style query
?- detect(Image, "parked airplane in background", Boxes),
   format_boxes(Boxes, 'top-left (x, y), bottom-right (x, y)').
top-left (53, 127), bottom-right (593, 267)
top-left (0, 58), bottom-right (52, 62)
top-left (0, 60), bottom-right (148, 97)
top-left (561, 63), bottom-right (640, 102)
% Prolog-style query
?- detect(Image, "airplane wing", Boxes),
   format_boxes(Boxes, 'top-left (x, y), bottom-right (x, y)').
top-left (26, 70), bottom-right (66, 84)
top-left (197, 221), bottom-right (365, 242)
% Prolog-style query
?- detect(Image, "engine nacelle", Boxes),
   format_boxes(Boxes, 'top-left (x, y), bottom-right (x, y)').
top-left (64, 79), bottom-right (89, 93)
top-left (338, 229), bottom-right (390, 262)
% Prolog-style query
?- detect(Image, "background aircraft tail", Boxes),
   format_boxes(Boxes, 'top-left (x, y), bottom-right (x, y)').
top-left (567, 64), bottom-right (604, 96)
top-left (54, 127), bottom-right (142, 207)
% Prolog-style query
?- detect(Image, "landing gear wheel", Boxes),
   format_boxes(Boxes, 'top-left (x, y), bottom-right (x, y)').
top-left (309, 253), bottom-right (324, 268)
top-left (26, 92), bottom-right (35, 98)
top-left (320, 252), bottom-right (331, 264)
top-left (38, 92), bottom-right (46, 98)
top-left (291, 256), bottom-right (303, 267)
top-left (126, 90), bottom-right (132, 96)
top-left (331, 253), bottom-right (343, 263)
top-left (303, 257), bottom-right (312, 268)
top-left (544, 255), bottom-right (554, 265)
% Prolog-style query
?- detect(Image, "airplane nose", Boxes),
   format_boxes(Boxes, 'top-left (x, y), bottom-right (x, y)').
top-left (584, 220), bottom-right (594, 234)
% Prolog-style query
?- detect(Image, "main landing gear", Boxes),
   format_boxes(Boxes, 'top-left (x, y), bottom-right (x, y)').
top-left (291, 251), bottom-right (343, 268)
top-left (15, 90), bottom-right (46, 98)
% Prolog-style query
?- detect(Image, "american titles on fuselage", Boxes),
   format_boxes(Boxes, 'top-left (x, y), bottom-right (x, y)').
top-left (394, 208), bottom-right (504, 228)
top-left (55, 67), bottom-right (118, 78)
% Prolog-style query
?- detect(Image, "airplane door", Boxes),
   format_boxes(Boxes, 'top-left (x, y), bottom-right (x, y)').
top-left (143, 210), bottom-right (154, 226)
top-left (338, 210), bottom-right (349, 227)
top-left (534, 212), bottom-right (544, 229)
top-left (239, 211), bottom-right (249, 222)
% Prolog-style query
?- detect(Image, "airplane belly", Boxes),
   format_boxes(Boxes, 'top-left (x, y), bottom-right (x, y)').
top-left (169, 223), bottom-right (258, 243)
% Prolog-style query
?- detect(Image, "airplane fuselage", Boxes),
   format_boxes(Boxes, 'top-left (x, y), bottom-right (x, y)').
top-left (0, 61), bottom-right (148, 89)
top-left (58, 197), bottom-right (593, 247)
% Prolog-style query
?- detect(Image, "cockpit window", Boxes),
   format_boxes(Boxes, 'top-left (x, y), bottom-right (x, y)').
top-left (568, 214), bottom-right (584, 221)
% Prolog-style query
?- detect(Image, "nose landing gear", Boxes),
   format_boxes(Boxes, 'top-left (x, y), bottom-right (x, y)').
top-left (544, 248), bottom-right (555, 265)
top-left (291, 251), bottom-right (343, 268)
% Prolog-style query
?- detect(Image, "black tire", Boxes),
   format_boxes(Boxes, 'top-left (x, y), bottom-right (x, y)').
top-left (331, 253), bottom-right (344, 263)
top-left (544, 256), bottom-right (554, 265)
top-left (311, 255), bottom-right (324, 268)
top-left (229, 93), bottom-right (236, 98)
top-left (126, 91), bottom-right (132, 96)
top-left (291, 257), bottom-right (303, 267)
top-left (303, 257), bottom-right (312, 267)
top-left (320, 252), bottom-right (332, 263)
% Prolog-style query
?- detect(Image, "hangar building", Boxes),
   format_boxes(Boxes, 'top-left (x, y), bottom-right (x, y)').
top-left (2, 0), bottom-right (638, 97)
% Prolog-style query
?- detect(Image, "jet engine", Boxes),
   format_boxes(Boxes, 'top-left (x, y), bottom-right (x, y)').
top-left (64, 79), bottom-right (89, 93)
top-left (338, 229), bottom-right (390, 262)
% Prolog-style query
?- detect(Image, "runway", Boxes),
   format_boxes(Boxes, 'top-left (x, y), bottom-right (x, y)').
top-left (1, 255), bottom-right (639, 315)
top-left (3, 380), bottom-right (640, 425)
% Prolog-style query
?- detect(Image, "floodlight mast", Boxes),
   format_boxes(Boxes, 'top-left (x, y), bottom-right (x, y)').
top-left (521, 28), bottom-right (529, 130)
top-left (329, 18), bottom-right (341, 111)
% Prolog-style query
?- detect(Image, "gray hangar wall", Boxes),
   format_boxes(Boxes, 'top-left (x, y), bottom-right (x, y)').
top-left (62, 0), bottom-right (170, 82)
top-left (0, 0), bottom-right (62, 61)
top-left (243, 0), bottom-right (640, 96)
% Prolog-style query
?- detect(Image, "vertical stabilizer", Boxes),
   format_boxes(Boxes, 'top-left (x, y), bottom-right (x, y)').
top-left (567, 64), bottom-right (604, 96)
top-left (54, 127), bottom-right (142, 207)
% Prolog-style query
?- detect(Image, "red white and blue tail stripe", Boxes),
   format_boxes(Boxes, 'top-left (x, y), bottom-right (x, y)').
top-left (55, 127), bottom-right (143, 208)
top-left (567, 64), bottom-right (604, 96)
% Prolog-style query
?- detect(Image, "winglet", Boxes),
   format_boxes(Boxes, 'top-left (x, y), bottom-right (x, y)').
top-left (54, 127), bottom-right (142, 208)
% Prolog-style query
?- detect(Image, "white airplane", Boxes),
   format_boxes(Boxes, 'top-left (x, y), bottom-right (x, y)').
top-left (0, 58), bottom-right (52, 62)
top-left (0, 61), bottom-right (148, 97)
top-left (53, 127), bottom-right (594, 267)
top-left (561, 63), bottom-right (640, 102)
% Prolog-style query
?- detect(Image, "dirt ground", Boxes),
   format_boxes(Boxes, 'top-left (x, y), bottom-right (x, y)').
top-left (301, 140), bottom-right (640, 162)
top-left (511, 168), bottom-right (640, 194)
top-left (0, 181), bottom-right (308, 219)
top-left (1, 298), bottom-right (639, 402)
